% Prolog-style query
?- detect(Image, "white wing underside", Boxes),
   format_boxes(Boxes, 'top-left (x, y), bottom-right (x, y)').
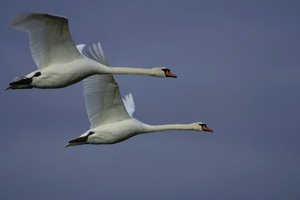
top-left (81, 43), bottom-right (133, 128)
top-left (10, 13), bottom-right (82, 69)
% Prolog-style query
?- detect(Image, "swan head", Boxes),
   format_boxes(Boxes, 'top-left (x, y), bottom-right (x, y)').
top-left (193, 122), bottom-right (213, 132)
top-left (152, 67), bottom-right (177, 78)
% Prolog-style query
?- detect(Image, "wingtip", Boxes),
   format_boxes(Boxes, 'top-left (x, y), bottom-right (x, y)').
top-left (9, 13), bottom-right (68, 30)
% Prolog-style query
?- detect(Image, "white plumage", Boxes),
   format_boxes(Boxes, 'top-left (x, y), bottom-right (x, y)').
top-left (66, 43), bottom-right (212, 146)
top-left (6, 13), bottom-right (177, 90)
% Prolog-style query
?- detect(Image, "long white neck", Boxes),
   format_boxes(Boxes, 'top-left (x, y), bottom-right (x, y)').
top-left (142, 123), bottom-right (196, 133)
top-left (87, 59), bottom-right (159, 76)
top-left (103, 67), bottom-right (155, 76)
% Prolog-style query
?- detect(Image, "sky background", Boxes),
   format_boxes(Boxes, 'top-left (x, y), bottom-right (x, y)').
top-left (1, 0), bottom-right (300, 199)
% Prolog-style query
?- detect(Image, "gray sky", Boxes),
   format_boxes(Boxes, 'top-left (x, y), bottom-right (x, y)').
top-left (1, 0), bottom-right (300, 199)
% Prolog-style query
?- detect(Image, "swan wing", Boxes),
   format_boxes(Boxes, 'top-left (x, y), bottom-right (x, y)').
top-left (76, 44), bottom-right (86, 54)
top-left (10, 13), bottom-right (82, 69)
top-left (122, 93), bottom-right (135, 117)
top-left (83, 75), bottom-right (131, 128)
top-left (82, 43), bottom-right (135, 117)
top-left (79, 43), bottom-right (131, 128)
top-left (85, 43), bottom-right (109, 66)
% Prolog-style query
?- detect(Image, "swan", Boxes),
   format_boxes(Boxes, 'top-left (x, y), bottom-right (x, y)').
top-left (66, 43), bottom-right (212, 147)
top-left (6, 13), bottom-right (177, 90)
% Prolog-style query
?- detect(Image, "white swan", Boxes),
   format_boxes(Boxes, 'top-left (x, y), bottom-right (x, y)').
top-left (66, 43), bottom-right (212, 147)
top-left (6, 13), bottom-right (177, 90)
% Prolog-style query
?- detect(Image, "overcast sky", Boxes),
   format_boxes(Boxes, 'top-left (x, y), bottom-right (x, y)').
top-left (1, 0), bottom-right (300, 199)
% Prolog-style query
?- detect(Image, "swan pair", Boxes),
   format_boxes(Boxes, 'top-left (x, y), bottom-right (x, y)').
top-left (7, 13), bottom-right (213, 146)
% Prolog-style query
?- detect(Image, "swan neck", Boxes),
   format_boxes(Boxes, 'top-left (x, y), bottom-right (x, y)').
top-left (105, 67), bottom-right (153, 76)
top-left (88, 59), bottom-right (154, 76)
top-left (143, 124), bottom-right (193, 133)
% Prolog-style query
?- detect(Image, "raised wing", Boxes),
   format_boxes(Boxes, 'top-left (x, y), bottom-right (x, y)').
top-left (80, 43), bottom-right (131, 128)
top-left (10, 13), bottom-right (82, 69)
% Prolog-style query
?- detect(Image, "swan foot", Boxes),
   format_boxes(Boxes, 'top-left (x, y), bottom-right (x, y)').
top-left (65, 131), bottom-right (95, 147)
top-left (6, 72), bottom-right (41, 90)
top-left (6, 77), bottom-right (33, 90)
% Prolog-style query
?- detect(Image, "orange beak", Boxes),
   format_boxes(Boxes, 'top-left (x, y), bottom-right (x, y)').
top-left (165, 71), bottom-right (177, 78)
top-left (203, 126), bottom-right (213, 132)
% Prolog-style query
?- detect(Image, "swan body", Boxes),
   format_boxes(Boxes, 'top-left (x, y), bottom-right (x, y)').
top-left (66, 43), bottom-right (212, 147)
top-left (71, 119), bottom-right (211, 145)
top-left (6, 13), bottom-right (176, 90)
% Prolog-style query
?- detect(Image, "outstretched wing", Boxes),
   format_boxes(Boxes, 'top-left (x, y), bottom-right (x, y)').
top-left (77, 43), bottom-right (131, 128)
top-left (10, 13), bottom-right (82, 69)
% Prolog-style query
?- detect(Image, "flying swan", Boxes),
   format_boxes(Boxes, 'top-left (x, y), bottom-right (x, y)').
top-left (6, 13), bottom-right (177, 90)
top-left (66, 43), bottom-right (212, 146)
